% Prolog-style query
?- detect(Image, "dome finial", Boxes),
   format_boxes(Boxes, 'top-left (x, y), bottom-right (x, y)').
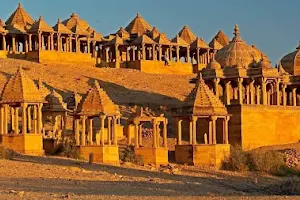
top-left (136, 13), bottom-right (140, 17)
top-left (18, 2), bottom-right (22, 8)
top-left (234, 24), bottom-right (240, 37)
top-left (57, 18), bottom-right (61, 23)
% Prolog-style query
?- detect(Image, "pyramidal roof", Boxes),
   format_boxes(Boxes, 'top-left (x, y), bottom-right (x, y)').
top-left (150, 27), bottom-right (160, 39)
top-left (211, 30), bottom-right (230, 47)
top-left (0, 67), bottom-right (44, 104)
top-left (191, 37), bottom-right (210, 49)
top-left (154, 33), bottom-right (173, 45)
top-left (178, 25), bottom-right (197, 44)
top-left (71, 24), bottom-right (89, 35)
top-left (104, 35), bottom-right (128, 46)
top-left (5, 3), bottom-right (34, 31)
top-left (28, 16), bottom-right (53, 33)
top-left (62, 13), bottom-right (90, 31)
top-left (171, 34), bottom-right (189, 46)
top-left (76, 81), bottom-right (120, 116)
top-left (184, 74), bottom-right (227, 116)
top-left (116, 27), bottom-right (130, 38)
top-left (53, 18), bottom-right (73, 34)
top-left (37, 78), bottom-right (51, 98)
top-left (125, 13), bottom-right (152, 35)
top-left (209, 38), bottom-right (223, 50)
top-left (0, 19), bottom-right (5, 27)
top-left (43, 89), bottom-right (67, 112)
top-left (132, 34), bottom-right (155, 45)
top-left (0, 19), bottom-right (7, 33)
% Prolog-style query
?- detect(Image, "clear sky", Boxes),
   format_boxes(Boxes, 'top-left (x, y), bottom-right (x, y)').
top-left (0, 0), bottom-right (299, 64)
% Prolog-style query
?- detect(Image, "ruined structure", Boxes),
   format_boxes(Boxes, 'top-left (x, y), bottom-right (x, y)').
top-left (0, 67), bottom-right (44, 155)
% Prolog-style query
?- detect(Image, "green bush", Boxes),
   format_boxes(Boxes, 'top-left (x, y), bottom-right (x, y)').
top-left (222, 146), bottom-right (297, 176)
top-left (119, 145), bottom-right (144, 165)
top-left (52, 138), bottom-right (80, 159)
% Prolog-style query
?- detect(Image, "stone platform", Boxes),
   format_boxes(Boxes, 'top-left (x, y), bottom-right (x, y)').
top-left (1, 134), bottom-right (44, 156)
top-left (78, 145), bottom-right (119, 165)
top-left (175, 144), bottom-right (230, 168)
top-left (135, 147), bottom-right (168, 166)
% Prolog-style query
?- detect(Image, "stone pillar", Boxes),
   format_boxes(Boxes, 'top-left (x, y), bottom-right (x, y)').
top-left (208, 119), bottom-right (212, 144)
top-left (27, 107), bottom-right (31, 132)
top-left (189, 120), bottom-right (193, 144)
top-left (256, 86), bottom-right (260, 105)
top-left (196, 48), bottom-right (200, 64)
top-left (163, 119), bottom-right (168, 148)
top-left (134, 120), bottom-right (139, 148)
top-left (37, 103), bottom-right (42, 134)
top-left (223, 117), bottom-right (229, 144)
top-left (46, 35), bottom-right (50, 50)
top-left (107, 117), bottom-right (112, 145)
top-left (282, 84), bottom-right (287, 106)
top-left (214, 78), bottom-right (220, 97)
top-left (28, 34), bottom-right (32, 51)
top-left (261, 78), bottom-right (267, 105)
top-left (206, 49), bottom-right (210, 64)
top-left (21, 103), bottom-right (27, 135)
top-left (211, 116), bottom-right (217, 144)
top-left (38, 32), bottom-right (42, 50)
top-left (100, 115), bottom-right (105, 146)
top-left (69, 35), bottom-right (73, 52)
top-left (24, 35), bottom-right (28, 52)
top-left (169, 46), bottom-right (173, 62)
top-left (75, 119), bottom-right (80, 146)
top-left (113, 117), bottom-right (117, 145)
top-left (292, 88), bottom-right (297, 106)
top-left (158, 45), bottom-right (162, 61)
top-left (87, 37), bottom-right (90, 54)
top-left (50, 33), bottom-right (54, 51)
top-left (0, 107), bottom-right (3, 134)
top-left (88, 118), bottom-right (93, 145)
top-left (177, 119), bottom-right (182, 145)
top-left (156, 122), bottom-right (160, 147)
top-left (11, 107), bottom-right (15, 132)
top-left (81, 116), bottom-right (86, 146)
top-left (176, 46), bottom-right (180, 62)
top-left (2, 34), bottom-right (6, 51)
top-left (152, 119), bottom-right (157, 148)
top-left (57, 33), bottom-right (61, 51)
top-left (14, 107), bottom-right (19, 134)
top-left (152, 44), bottom-right (156, 61)
top-left (105, 47), bottom-right (109, 62)
top-left (132, 46), bottom-right (135, 61)
top-left (138, 124), bottom-right (142, 146)
top-left (238, 78), bottom-right (243, 104)
top-left (250, 80), bottom-right (255, 105)
top-left (41, 34), bottom-right (45, 50)
top-left (142, 43), bottom-right (146, 60)
top-left (192, 116), bottom-right (197, 145)
top-left (186, 46), bottom-right (190, 63)
top-left (33, 105), bottom-right (37, 134)
top-left (224, 80), bottom-right (231, 105)
top-left (3, 105), bottom-right (8, 134)
top-left (92, 41), bottom-right (96, 57)
top-left (12, 35), bottom-right (16, 52)
top-left (246, 85), bottom-right (250, 104)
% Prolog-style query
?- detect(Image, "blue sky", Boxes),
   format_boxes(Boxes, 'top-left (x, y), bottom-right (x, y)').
top-left (0, 0), bottom-right (299, 64)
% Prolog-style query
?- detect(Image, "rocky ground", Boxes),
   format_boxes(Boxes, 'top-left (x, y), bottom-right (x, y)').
top-left (0, 154), bottom-right (299, 200)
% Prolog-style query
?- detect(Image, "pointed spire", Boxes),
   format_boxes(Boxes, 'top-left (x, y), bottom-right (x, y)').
top-left (136, 13), bottom-right (141, 17)
top-left (234, 24), bottom-right (240, 37)
top-left (57, 18), bottom-right (61, 23)
top-left (18, 2), bottom-right (22, 8)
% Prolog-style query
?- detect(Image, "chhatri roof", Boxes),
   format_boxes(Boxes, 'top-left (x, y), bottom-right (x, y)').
top-left (132, 34), bottom-right (156, 45)
top-left (206, 57), bottom-right (222, 70)
top-left (215, 24), bottom-right (263, 68)
top-left (0, 19), bottom-right (5, 27)
top-left (76, 80), bottom-right (120, 116)
top-left (53, 18), bottom-right (73, 34)
top-left (125, 13), bottom-right (153, 36)
top-left (191, 37), bottom-right (210, 49)
top-left (280, 42), bottom-right (300, 75)
top-left (183, 74), bottom-right (227, 116)
top-left (0, 67), bottom-right (44, 104)
top-left (43, 89), bottom-right (67, 112)
top-left (37, 79), bottom-right (51, 98)
top-left (150, 27), bottom-right (160, 39)
top-left (209, 39), bottom-right (223, 50)
top-left (5, 3), bottom-right (34, 32)
top-left (116, 27), bottom-right (130, 39)
top-left (71, 24), bottom-right (89, 35)
top-left (28, 16), bottom-right (53, 33)
top-left (104, 35), bottom-right (128, 46)
top-left (210, 30), bottom-right (230, 47)
top-left (171, 34), bottom-right (189, 46)
top-left (178, 25), bottom-right (197, 44)
top-left (62, 13), bottom-right (90, 31)
top-left (0, 19), bottom-right (7, 33)
top-left (154, 33), bottom-right (173, 46)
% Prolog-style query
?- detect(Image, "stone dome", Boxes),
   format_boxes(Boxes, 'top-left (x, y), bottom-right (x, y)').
top-left (215, 25), bottom-right (263, 68)
top-left (257, 54), bottom-right (271, 69)
top-left (280, 43), bottom-right (300, 75)
top-left (206, 58), bottom-right (221, 70)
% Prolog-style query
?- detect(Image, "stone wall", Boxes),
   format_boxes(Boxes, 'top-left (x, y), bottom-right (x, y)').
top-left (227, 105), bottom-right (300, 150)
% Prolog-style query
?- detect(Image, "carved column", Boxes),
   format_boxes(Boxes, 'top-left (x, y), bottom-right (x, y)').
top-left (24, 35), bottom-right (28, 52)
top-left (211, 116), bottom-right (217, 145)
top-left (57, 33), bottom-right (61, 51)
top-left (141, 43), bottom-right (146, 60)
top-left (87, 37), bottom-right (90, 54)
top-left (75, 35), bottom-right (79, 53)
top-left (69, 35), bottom-right (73, 52)
top-left (12, 34), bottom-right (16, 52)
top-left (100, 115), bottom-right (105, 146)
top-left (132, 46), bottom-right (135, 61)
top-left (261, 78), bottom-right (267, 105)
top-left (186, 46), bottom-right (190, 63)
top-left (0, 107), bottom-right (3, 134)
top-left (21, 103), bottom-right (27, 135)
top-left (107, 117), bottom-right (112, 145)
top-left (81, 116), bottom-right (86, 146)
top-left (208, 118), bottom-right (212, 144)
top-left (152, 44), bottom-right (156, 61)
top-left (138, 124), bottom-right (142, 146)
top-left (14, 107), bottom-right (19, 134)
top-left (224, 80), bottom-right (231, 105)
top-left (189, 120), bottom-right (193, 144)
top-left (163, 119), bottom-right (168, 148)
top-left (105, 47), bottom-right (109, 62)
top-left (75, 119), bottom-right (80, 146)
top-left (206, 49), bottom-right (210, 64)
top-left (2, 34), bottom-right (6, 51)
top-left (192, 116), bottom-right (197, 145)
top-left (152, 119), bottom-right (157, 148)
top-left (169, 46), bottom-right (173, 62)
top-left (50, 33), bottom-right (54, 51)
top-left (246, 85), bottom-right (250, 104)
top-left (177, 119), bottom-right (182, 145)
top-left (214, 78), bottom-right (220, 98)
top-left (282, 84), bottom-right (287, 106)
top-left (292, 87), bottom-right (297, 106)
top-left (88, 118), bottom-right (93, 145)
top-left (113, 117), bottom-right (117, 145)
top-left (250, 80), bottom-right (255, 105)
top-left (33, 105), bottom-right (37, 134)
top-left (158, 45), bottom-right (162, 61)
top-left (134, 120), bottom-right (139, 148)
top-left (11, 107), bottom-right (15, 132)
top-left (196, 48), bottom-right (200, 64)
top-left (238, 78), bottom-right (243, 104)
top-left (223, 116), bottom-right (230, 144)
top-left (256, 86), bottom-right (260, 105)
top-left (37, 103), bottom-right (43, 134)
top-left (176, 46), bottom-right (180, 62)
top-left (27, 107), bottom-right (31, 132)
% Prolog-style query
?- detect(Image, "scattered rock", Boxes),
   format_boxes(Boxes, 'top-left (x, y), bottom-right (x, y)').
top-left (17, 191), bottom-right (24, 198)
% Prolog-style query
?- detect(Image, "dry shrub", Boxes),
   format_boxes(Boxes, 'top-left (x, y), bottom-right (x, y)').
top-left (222, 146), bottom-right (297, 176)
top-left (52, 138), bottom-right (80, 159)
top-left (0, 145), bottom-right (15, 160)
top-left (265, 178), bottom-right (300, 195)
top-left (119, 145), bottom-right (143, 165)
